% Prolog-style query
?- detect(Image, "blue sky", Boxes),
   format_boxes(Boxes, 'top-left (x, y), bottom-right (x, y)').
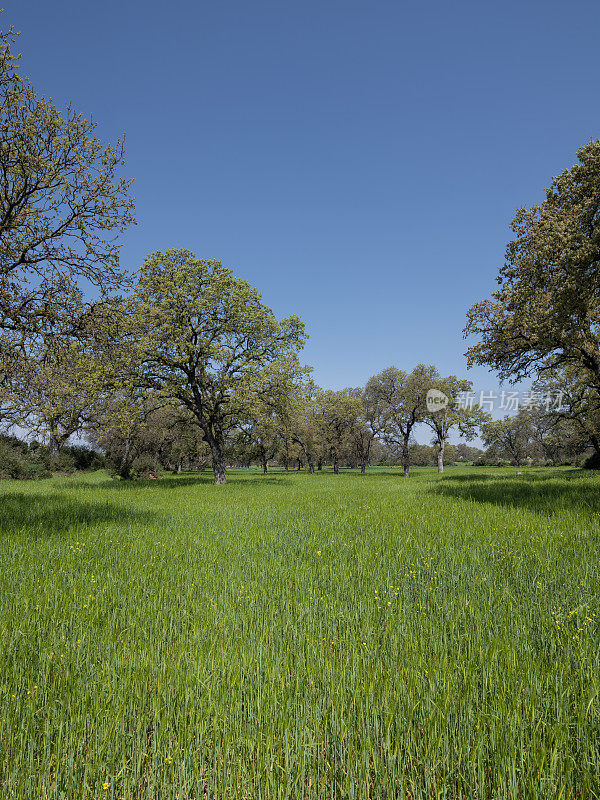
top-left (7, 0), bottom-right (600, 402)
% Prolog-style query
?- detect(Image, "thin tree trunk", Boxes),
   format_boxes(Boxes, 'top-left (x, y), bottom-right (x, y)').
top-left (437, 439), bottom-right (445, 473)
top-left (333, 451), bottom-right (339, 474)
top-left (261, 451), bottom-right (268, 474)
top-left (298, 442), bottom-right (315, 474)
top-left (403, 433), bottom-right (410, 477)
top-left (120, 436), bottom-right (133, 480)
top-left (361, 437), bottom-right (371, 473)
top-left (48, 424), bottom-right (61, 466)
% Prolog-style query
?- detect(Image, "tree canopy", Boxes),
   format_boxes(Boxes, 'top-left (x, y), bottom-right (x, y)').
top-left (129, 249), bottom-right (307, 483)
top-left (0, 23), bottom-right (135, 379)
top-left (465, 140), bottom-right (600, 387)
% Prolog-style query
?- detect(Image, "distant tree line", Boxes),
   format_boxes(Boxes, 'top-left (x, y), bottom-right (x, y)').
top-left (1, 23), bottom-right (599, 481)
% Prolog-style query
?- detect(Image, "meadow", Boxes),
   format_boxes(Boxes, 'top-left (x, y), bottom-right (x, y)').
top-left (0, 467), bottom-right (599, 799)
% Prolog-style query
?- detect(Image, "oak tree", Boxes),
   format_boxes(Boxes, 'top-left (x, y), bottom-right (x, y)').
top-left (0, 23), bottom-right (135, 379)
top-left (465, 141), bottom-right (600, 390)
top-left (130, 249), bottom-right (306, 484)
top-left (366, 364), bottom-right (438, 476)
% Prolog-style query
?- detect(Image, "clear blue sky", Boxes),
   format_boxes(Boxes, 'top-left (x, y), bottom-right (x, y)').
top-left (7, 0), bottom-right (600, 397)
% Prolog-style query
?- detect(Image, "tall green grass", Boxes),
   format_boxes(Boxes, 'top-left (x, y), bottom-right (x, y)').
top-left (0, 467), bottom-right (599, 798)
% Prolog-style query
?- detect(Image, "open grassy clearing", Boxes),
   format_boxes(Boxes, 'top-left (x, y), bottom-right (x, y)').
top-left (1, 467), bottom-right (599, 799)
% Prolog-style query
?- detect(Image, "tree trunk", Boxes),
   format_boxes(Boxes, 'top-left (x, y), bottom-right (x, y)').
top-left (48, 424), bottom-right (62, 466)
top-left (317, 459), bottom-right (322, 471)
top-left (261, 451), bottom-right (268, 474)
top-left (211, 449), bottom-right (226, 484)
top-left (119, 436), bottom-right (133, 480)
top-left (403, 433), bottom-right (410, 477)
top-left (333, 451), bottom-right (339, 474)
top-left (298, 441), bottom-right (315, 474)
top-left (297, 458), bottom-right (302, 471)
top-left (361, 437), bottom-right (370, 474)
top-left (437, 439), bottom-right (445, 473)
top-left (49, 436), bottom-right (60, 458)
top-left (205, 429), bottom-right (226, 484)
top-left (283, 456), bottom-right (289, 471)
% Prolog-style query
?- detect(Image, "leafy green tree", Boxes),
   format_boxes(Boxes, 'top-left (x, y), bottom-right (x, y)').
top-left (454, 443), bottom-right (486, 464)
top-left (533, 365), bottom-right (600, 460)
top-left (276, 378), bottom-right (331, 474)
top-left (422, 374), bottom-right (489, 473)
top-left (316, 389), bottom-right (362, 474)
top-left (5, 341), bottom-right (100, 457)
top-left (236, 409), bottom-right (281, 473)
top-left (346, 385), bottom-right (385, 473)
top-left (2, 301), bottom-right (128, 457)
top-left (130, 249), bottom-right (306, 484)
top-left (465, 141), bottom-right (600, 390)
top-left (137, 407), bottom-right (209, 475)
top-left (481, 411), bottom-right (534, 467)
top-left (238, 361), bottom-right (308, 473)
top-left (90, 387), bottom-right (164, 480)
top-left (0, 23), bottom-right (135, 379)
top-left (366, 364), bottom-right (438, 476)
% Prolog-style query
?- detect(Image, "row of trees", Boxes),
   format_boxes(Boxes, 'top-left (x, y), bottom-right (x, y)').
top-left (0, 22), bottom-right (495, 487)
top-left (0, 245), bottom-right (488, 482)
top-left (2, 20), bottom-right (600, 480)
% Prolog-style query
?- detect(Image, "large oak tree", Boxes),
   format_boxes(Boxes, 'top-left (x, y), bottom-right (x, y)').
top-left (366, 364), bottom-right (439, 476)
top-left (130, 249), bottom-right (306, 484)
top-left (465, 141), bottom-right (600, 388)
top-left (0, 23), bottom-right (135, 379)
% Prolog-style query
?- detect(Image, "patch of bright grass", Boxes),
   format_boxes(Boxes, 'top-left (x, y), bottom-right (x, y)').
top-left (0, 467), bottom-right (599, 798)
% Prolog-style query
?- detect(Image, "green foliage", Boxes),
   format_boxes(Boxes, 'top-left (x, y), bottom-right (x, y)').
top-left (0, 436), bottom-right (50, 479)
top-left (0, 23), bottom-right (135, 376)
top-left (465, 140), bottom-right (600, 387)
top-left (481, 411), bottom-right (533, 466)
top-left (129, 249), bottom-right (307, 483)
top-left (0, 435), bottom-right (102, 480)
top-left (366, 364), bottom-right (441, 475)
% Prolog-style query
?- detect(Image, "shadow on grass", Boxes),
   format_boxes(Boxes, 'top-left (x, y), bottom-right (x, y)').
top-left (0, 492), bottom-right (154, 536)
top-left (439, 468), bottom-right (583, 483)
top-left (93, 472), bottom-right (294, 490)
top-left (432, 469), bottom-right (600, 515)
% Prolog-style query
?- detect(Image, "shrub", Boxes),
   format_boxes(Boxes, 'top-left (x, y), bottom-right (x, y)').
top-left (131, 453), bottom-right (157, 479)
top-left (52, 450), bottom-right (76, 474)
top-left (68, 446), bottom-right (105, 471)
top-left (0, 441), bottom-right (26, 479)
top-left (19, 461), bottom-right (52, 479)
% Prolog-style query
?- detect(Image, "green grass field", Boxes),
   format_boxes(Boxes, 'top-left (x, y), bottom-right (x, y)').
top-left (1, 467), bottom-right (599, 799)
